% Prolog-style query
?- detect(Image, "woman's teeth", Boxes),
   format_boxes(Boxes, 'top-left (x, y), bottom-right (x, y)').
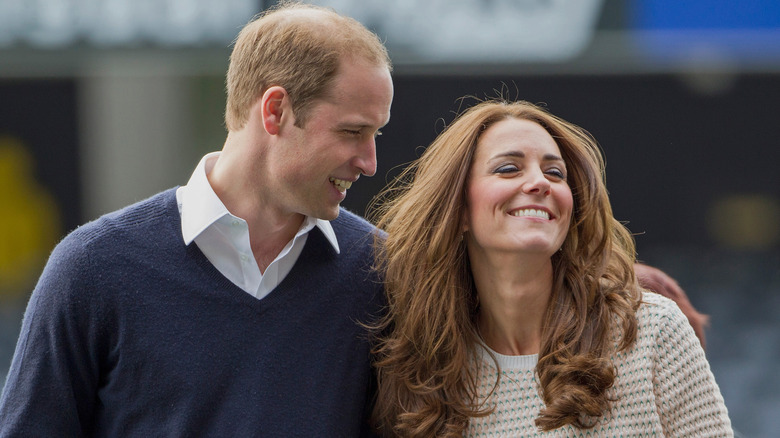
top-left (511, 208), bottom-right (550, 219)
top-left (330, 178), bottom-right (352, 193)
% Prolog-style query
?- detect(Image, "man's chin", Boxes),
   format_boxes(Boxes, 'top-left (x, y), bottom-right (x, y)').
top-left (319, 205), bottom-right (341, 221)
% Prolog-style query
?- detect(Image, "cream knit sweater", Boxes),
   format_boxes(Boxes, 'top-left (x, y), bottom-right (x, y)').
top-left (466, 292), bottom-right (733, 437)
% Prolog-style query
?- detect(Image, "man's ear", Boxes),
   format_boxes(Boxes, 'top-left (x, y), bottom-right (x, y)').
top-left (260, 86), bottom-right (288, 135)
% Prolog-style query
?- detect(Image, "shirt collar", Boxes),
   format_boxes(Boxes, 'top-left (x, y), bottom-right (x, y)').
top-left (179, 152), bottom-right (340, 253)
top-left (299, 216), bottom-right (340, 254)
top-left (179, 152), bottom-right (229, 245)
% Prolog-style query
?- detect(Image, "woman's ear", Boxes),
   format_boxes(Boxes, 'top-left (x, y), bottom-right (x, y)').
top-left (260, 86), bottom-right (288, 135)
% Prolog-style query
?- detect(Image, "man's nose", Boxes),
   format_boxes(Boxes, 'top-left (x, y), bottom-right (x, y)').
top-left (355, 137), bottom-right (377, 177)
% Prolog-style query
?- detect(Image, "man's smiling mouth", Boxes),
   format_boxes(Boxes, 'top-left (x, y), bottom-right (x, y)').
top-left (329, 177), bottom-right (352, 193)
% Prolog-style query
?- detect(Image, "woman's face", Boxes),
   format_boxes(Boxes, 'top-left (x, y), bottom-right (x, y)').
top-left (464, 118), bottom-right (573, 258)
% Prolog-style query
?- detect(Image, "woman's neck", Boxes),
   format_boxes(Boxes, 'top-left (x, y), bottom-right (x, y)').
top-left (470, 251), bottom-right (553, 356)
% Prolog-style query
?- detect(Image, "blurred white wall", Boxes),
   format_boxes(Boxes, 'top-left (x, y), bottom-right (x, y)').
top-left (79, 63), bottom-right (194, 220)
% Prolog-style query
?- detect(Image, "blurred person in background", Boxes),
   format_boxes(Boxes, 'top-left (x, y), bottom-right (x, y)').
top-left (369, 99), bottom-right (731, 437)
top-left (0, 2), bottom-right (392, 436)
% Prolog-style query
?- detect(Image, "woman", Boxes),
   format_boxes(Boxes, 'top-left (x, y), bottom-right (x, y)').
top-left (370, 100), bottom-right (731, 437)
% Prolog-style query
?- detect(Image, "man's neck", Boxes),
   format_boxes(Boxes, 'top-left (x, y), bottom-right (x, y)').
top-left (207, 136), bottom-right (308, 274)
top-left (249, 213), bottom-right (306, 274)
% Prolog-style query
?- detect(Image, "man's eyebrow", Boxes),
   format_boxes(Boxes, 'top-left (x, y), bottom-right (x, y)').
top-left (337, 120), bottom-right (383, 128)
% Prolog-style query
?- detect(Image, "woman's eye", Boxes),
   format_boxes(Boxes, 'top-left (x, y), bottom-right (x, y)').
top-left (494, 164), bottom-right (518, 174)
top-left (546, 168), bottom-right (566, 179)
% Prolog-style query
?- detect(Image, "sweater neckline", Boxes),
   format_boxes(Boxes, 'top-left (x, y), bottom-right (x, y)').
top-left (477, 342), bottom-right (538, 370)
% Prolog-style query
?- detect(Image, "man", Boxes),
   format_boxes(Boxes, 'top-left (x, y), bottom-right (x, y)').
top-left (0, 2), bottom-right (392, 436)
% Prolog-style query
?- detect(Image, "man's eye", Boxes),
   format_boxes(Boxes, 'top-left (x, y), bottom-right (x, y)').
top-left (344, 129), bottom-right (361, 136)
top-left (374, 130), bottom-right (383, 138)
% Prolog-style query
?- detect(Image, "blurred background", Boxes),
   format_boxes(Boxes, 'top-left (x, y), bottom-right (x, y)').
top-left (0, 0), bottom-right (778, 435)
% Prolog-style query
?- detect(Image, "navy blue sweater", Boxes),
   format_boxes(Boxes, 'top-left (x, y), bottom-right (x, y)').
top-left (0, 189), bottom-right (384, 437)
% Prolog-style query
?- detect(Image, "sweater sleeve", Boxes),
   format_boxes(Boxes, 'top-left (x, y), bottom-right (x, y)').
top-left (651, 296), bottom-right (733, 437)
top-left (0, 232), bottom-right (105, 437)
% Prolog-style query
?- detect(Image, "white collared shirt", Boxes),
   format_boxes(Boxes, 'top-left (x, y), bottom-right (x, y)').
top-left (176, 152), bottom-right (340, 300)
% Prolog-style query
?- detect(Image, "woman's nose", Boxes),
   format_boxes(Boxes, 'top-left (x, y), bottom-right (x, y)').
top-left (522, 168), bottom-right (551, 195)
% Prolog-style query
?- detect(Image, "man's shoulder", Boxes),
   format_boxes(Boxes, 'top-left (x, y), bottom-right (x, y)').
top-left (324, 208), bottom-right (382, 260)
top-left (64, 188), bottom-right (179, 252)
top-left (332, 207), bottom-right (379, 236)
top-left (101, 188), bottom-right (178, 224)
top-left (35, 188), bottom-right (185, 303)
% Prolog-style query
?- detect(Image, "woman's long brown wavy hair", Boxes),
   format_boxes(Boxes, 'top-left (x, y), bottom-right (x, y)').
top-left (369, 99), bottom-right (641, 437)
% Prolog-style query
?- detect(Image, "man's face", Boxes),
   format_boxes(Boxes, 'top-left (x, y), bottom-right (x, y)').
top-left (268, 57), bottom-right (394, 221)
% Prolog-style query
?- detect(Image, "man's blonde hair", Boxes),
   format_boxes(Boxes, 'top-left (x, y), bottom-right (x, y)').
top-left (225, 1), bottom-right (392, 131)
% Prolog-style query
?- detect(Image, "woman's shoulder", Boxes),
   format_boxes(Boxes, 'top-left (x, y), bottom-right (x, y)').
top-left (637, 290), bottom-right (687, 321)
top-left (633, 290), bottom-right (700, 349)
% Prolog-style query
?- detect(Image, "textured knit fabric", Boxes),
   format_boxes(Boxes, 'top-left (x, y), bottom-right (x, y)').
top-left (0, 188), bottom-right (384, 437)
top-left (466, 292), bottom-right (733, 437)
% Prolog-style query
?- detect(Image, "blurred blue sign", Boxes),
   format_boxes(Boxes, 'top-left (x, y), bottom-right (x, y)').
top-left (630, 0), bottom-right (780, 64)
top-left (634, 0), bottom-right (780, 29)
